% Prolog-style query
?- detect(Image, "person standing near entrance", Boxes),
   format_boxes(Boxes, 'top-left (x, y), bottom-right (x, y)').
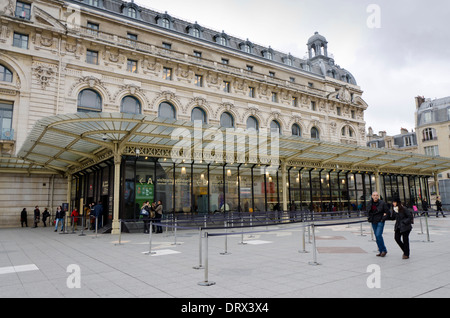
top-left (54, 206), bottom-right (64, 232)
top-left (367, 191), bottom-right (390, 257)
top-left (392, 199), bottom-right (413, 259)
top-left (33, 206), bottom-right (40, 228)
top-left (20, 208), bottom-right (28, 227)
top-left (155, 200), bottom-right (163, 233)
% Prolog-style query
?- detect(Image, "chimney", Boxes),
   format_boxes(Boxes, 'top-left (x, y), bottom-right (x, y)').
top-left (415, 96), bottom-right (425, 109)
top-left (400, 128), bottom-right (408, 135)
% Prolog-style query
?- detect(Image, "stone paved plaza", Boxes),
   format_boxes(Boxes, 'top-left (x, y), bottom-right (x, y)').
top-left (1, 214), bottom-right (449, 299)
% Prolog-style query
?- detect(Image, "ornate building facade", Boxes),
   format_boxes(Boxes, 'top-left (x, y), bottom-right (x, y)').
top-left (1, 0), bottom-right (448, 229)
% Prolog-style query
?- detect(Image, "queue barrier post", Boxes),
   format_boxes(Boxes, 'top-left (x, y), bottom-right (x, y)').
top-left (193, 227), bottom-right (204, 269)
top-left (308, 224), bottom-right (321, 266)
top-left (198, 232), bottom-right (215, 286)
top-left (220, 220), bottom-right (231, 255)
top-left (144, 221), bottom-right (156, 255)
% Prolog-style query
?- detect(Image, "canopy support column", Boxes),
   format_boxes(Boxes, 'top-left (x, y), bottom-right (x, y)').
top-left (111, 144), bottom-right (122, 235)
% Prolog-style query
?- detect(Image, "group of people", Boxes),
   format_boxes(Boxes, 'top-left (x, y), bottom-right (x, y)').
top-left (20, 202), bottom-right (105, 233)
top-left (140, 200), bottom-right (163, 234)
top-left (368, 191), bottom-right (415, 259)
top-left (20, 206), bottom-right (50, 228)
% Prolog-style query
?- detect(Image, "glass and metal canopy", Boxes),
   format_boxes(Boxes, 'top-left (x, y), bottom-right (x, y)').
top-left (9, 112), bottom-right (450, 176)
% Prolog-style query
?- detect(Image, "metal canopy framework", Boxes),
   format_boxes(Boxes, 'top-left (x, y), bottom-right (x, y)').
top-left (11, 112), bottom-right (450, 176)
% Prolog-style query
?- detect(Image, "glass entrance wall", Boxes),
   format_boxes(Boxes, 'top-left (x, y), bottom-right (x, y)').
top-left (72, 156), bottom-right (434, 219)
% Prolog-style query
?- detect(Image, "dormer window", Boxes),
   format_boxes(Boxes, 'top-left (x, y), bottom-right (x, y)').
top-left (262, 47), bottom-right (274, 60)
top-left (156, 12), bottom-right (174, 29)
top-left (127, 7), bottom-right (137, 18)
top-left (186, 22), bottom-right (203, 38)
top-left (122, 3), bottom-right (140, 19)
top-left (214, 32), bottom-right (229, 46)
top-left (162, 18), bottom-right (170, 28)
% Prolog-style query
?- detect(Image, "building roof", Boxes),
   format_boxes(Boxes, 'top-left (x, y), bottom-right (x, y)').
top-left (13, 113), bottom-right (450, 176)
top-left (67, 0), bottom-right (356, 84)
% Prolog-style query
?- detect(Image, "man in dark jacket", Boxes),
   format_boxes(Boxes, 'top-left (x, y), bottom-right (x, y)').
top-left (367, 192), bottom-right (389, 257)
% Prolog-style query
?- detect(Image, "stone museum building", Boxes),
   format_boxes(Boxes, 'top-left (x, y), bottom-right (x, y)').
top-left (1, 0), bottom-right (450, 231)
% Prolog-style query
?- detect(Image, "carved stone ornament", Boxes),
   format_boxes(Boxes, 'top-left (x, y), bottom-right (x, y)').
top-left (33, 65), bottom-right (55, 89)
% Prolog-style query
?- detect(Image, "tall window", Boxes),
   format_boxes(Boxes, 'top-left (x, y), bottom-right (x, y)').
top-left (311, 127), bottom-right (320, 140)
top-left (86, 50), bottom-right (99, 64)
top-left (223, 81), bottom-right (230, 93)
top-left (13, 33), bottom-right (28, 49)
top-left (246, 116), bottom-right (258, 131)
top-left (270, 120), bottom-right (281, 134)
top-left (194, 74), bottom-right (203, 87)
top-left (77, 89), bottom-right (102, 112)
top-left (127, 59), bottom-right (137, 73)
top-left (163, 67), bottom-right (172, 80)
top-left (422, 128), bottom-right (436, 141)
top-left (0, 102), bottom-right (13, 139)
top-left (159, 102), bottom-right (176, 119)
top-left (15, 1), bottom-right (31, 20)
top-left (424, 145), bottom-right (439, 157)
top-left (0, 65), bottom-right (13, 82)
top-left (220, 112), bottom-right (234, 128)
top-left (121, 96), bottom-right (141, 114)
top-left (292, 124), bottom-right (301, 137)
top-left (191, 107), bottom-right (207, 124)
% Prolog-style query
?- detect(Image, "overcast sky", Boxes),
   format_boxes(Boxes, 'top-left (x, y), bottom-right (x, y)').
top-left (135, 0), bottom-right (450, 136)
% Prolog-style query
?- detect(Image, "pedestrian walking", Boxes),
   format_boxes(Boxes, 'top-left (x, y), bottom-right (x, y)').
top-left (392, 199), bottom-right (414, 259)
top-left (42, 208), bottom-right (50, 227)
top-left (435, 197), bottom-right (446, 218)
top-left (155, 200), bottom-right (163, 233)
top-left (54, 206), bottom-right (64, 232)
top-left (20, 208), bottom-right (28, 227)
top-left (367, 191), bottom-right (389, 257)
top-left (421, 198), bottom-right (429, 217)
top-left (33, 206), bottom-right (40, 228)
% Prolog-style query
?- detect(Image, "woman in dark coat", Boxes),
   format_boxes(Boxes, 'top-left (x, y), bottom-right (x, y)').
top-left (20, 208), bottom-right (28, 227)
top-left (392, 199), bottom-right (414, 259)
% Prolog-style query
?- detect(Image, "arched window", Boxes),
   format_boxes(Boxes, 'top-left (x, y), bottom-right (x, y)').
top-left (191, 107), bottom-right (207, 124)
top-left (121, 96), bottom-right (141, 115)
top-left (192, 28), bottom-right (200, 38)
top-left (162, 18), bottom-right (170, 28)
top-left (246, 116), bottom-right (258, 131)
top-left (77, 89), bottom-right (102, 112)
top-left (220, 112), bottom-right (234, 128)
top-left (311, 127), bottom-right (320, 140)
top-left (127, 7), bottom-right (137, 18)
top-left (292, 124), bottom-right (301, 137)
top-left (158, 102), bottom-right (176, 119)
top-left (0, 64), bottom-right (13, 82)
top-left (270, 120), bottom-right (281, 135)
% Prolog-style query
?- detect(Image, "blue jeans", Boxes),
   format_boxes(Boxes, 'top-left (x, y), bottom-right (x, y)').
top-left (372, 222), bottom-right (387, 253)
top-left (55, 218), bottom-right (64, 231)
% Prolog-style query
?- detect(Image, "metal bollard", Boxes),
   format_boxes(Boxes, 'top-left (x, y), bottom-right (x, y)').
top-left (193, 227), bottom-right (204, 269)
top-left (423, 214), bottom-right (433, 243)
top-left (172, 218), bottom-right (181, 246)
top-left (308, 224), bottom-right (321, 266)
top-left (144, 221), bottom-right (156, 255)
top-left (238, 217), bottom-right (247, 245)
top-left (198, 232), bottom-right (215, 286)
top-left (299, 223), bottom-right (309, 254)
top-left (220, 220), bottom-right (231, 255)
top-left (79, 215), bottom-right (86, 237)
